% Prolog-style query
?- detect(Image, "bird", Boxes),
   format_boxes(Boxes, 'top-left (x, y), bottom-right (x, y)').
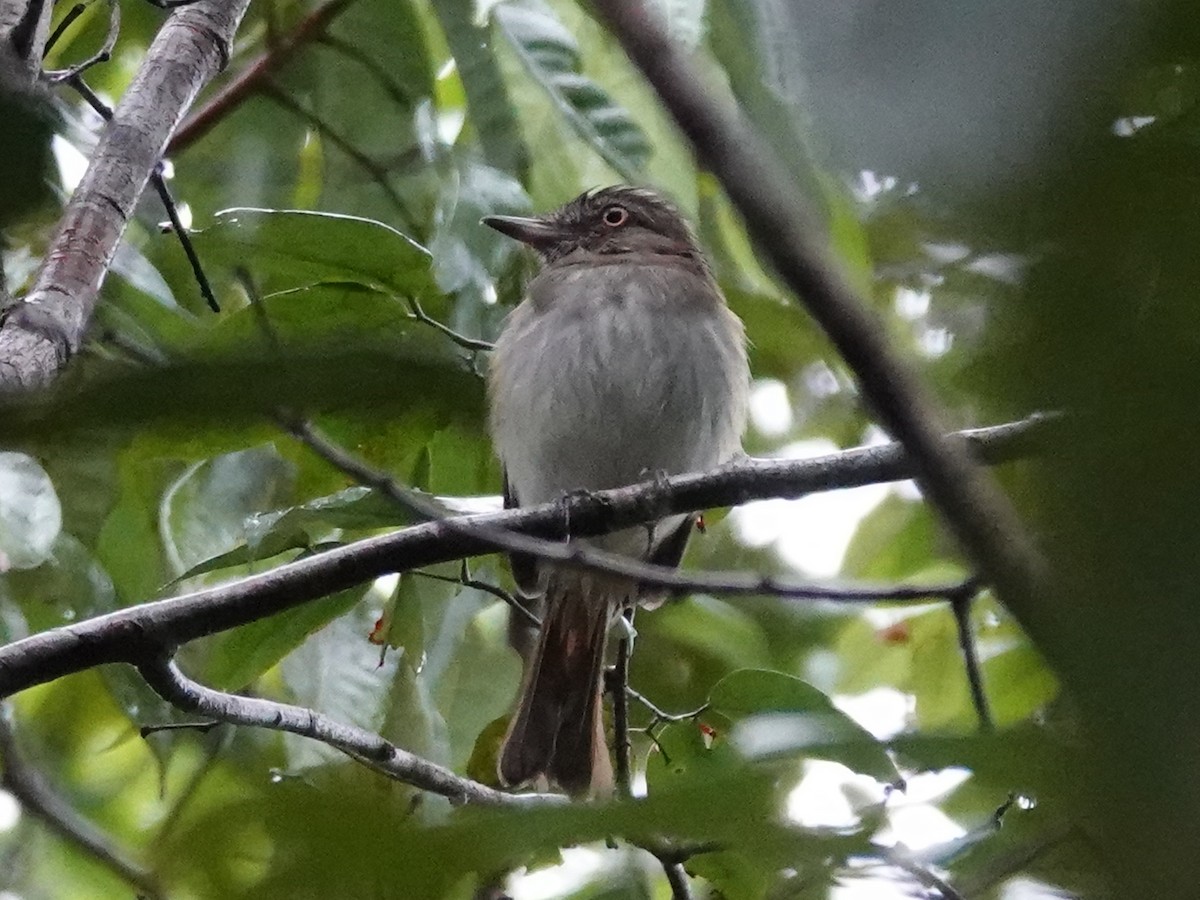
top-left (483, 185), bottom-right (750, 796)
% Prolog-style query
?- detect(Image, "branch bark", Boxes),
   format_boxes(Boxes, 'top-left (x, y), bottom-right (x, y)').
top-left (137, 656), bottom-right (556, 808)
top-left (167, 0), bottom-right (357, 155)
top-left (0, 706), bottom-right (164, 898)
top-left (591, 1), bottom-right (1047, 625)
top-left (0, 0), bottom-right (251, 392)
top-left (0, 416), bottom-right (1047, 700)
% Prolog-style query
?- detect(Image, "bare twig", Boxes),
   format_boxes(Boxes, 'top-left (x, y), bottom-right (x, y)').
top-left (412, 562), bottom-right (541, 627)
top-left (42, 2), bottom-right (86, 58)
top-left (0, 416), bottom-right (1047, 699)
top-left (661, 858), bottom-right (694, 900)
top-left (626, 686), bottom-right (706, 726)
top-left (0, 0), bottom-right (251, 392)
top-left (150, 166), bottom-right (220, 311)
top-left (286, 415), bottom-right (993, 608)
top-left (611, 608), bottom-right (635, 800)
top-left (406, 297), bottom-right (494, 353)
top-left (0, 706), bottom-right (164, 898)
top-left (136, 654), bottom-right (560, 808)
top-left (260, 81), bottom-right (417, 232)
top-left (591, 1), bottom-right (1046, 627)
top-left (168, 0), bottom-right (357, 154)
top-left (872, 849), bottom-right (965, 900)
top-left (950, 583), bottom-right (994, 732)
top-left (64, 74), bottom-right (221, 313)
top-left (44, 0), bottom-right (118, 82)
top-left (317, 32), bottom-right (415, 109)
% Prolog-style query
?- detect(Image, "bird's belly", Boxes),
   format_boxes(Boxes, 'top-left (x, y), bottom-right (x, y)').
top-left (494, 290), bottom-right (742, 506)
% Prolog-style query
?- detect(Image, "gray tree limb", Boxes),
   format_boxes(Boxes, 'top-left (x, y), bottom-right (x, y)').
top-left (0, 416), bottom-right (1048, 700)
top-left (137, 656), bottom-right (559, 809)
top-left (0, 705), bottom-right (164, 898)
top-left (0, 0), bottom-right (251, 392)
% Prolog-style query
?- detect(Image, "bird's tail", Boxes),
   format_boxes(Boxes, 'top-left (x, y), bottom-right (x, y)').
top-left (498, 570), bottom-right (621, 796)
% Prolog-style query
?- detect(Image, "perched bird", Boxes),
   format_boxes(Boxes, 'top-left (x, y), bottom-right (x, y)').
top-left (484, 186), bottom-right (750, 795)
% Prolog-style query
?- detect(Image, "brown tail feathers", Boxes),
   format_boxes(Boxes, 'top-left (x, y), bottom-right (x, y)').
top-left (498, 571), bottom-right (619, 796)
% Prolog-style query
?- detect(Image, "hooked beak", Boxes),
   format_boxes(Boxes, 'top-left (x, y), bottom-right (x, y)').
top-left (482, 215), bottom-right (571, 249)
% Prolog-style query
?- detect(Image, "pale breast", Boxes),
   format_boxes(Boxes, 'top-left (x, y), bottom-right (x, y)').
top-left (489, 257), bottom-right (749, 507)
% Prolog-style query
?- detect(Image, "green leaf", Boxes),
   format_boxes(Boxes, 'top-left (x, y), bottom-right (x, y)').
top-left (431, 0), bottom-right (530, 176)
top-left (840, 493), bottom-right (942, 580)
top-left (159, 445), bottom-right (296, 577)
top-left (650, 595), bottom-right (771, 670)
top-left (430, 592), bottom-right (521, 769)
top-left (189, 208), bottom-right (437, 299)
top-left (1, 533), bottom-right (115, 634)
top-left (0, 452), bottom-right (62, 571)
top-left (201, 587), bottom-right (365, 691)
top-left (173, 486), bottom-right (415, 581)
top-left (714, 669), bottom-right (900, 783)
top-left (0, 349), bottom-right (485, 440)
top-left (493, 0), bottom-right (652, 180)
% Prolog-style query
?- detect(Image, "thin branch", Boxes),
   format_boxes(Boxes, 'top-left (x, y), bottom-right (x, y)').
top-left (950, 584), bottom-right (994, 732)
top-left (406, 297), bottom-right (494, 353)
top-left (316, 32), bottom-right (415, 109)
top-left (661, 858), bottom-right (694, 900)
top-left (412, 563), bottom-right (540, 628)
top-left (626, 686), bottom-right (706, 726)
top-left (0, 706), bottom-right (164, 899)
top-left (44, 0), bottom-right (118, 82)
top-left (591, 1), bottom-right (1046, 626)
top-left (0, 0), bottom-right (251, 392)
top-left (136, 655), bottom-right (560, 808)
top-left (0, 416), bottom-right (1048, 699)
top-left (168, 0), bottom-right (357, 155)
top-left (43, 2), bottom-right (86, 58)
top-left (611, 608), bottom-right (635, 800)
top-left (260, 81), bottom-right (418, 232)
top-left (872, 849), bottom-right (965, 900)
top-left (285, 416), bottom-right (993, 607)
top-left (64, 74), bottom-right (221, 314)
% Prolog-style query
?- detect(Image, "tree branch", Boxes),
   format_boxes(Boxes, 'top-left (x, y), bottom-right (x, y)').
top-left (0, 0), bottom-right (250, 392)
top-left (0, 416), bottom-right (1048, 699)
top-left (136, 655), bottom-right (557, 808)
top-left (167, 0), bottom-right (357, 155)
top-left (591, 1), bottom-right (1047, 626)
top-left (0, 706), bottom-right (164, 898)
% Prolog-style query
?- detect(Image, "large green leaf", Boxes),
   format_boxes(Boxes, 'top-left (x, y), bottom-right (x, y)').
top-left (159, 446), bottom-right (296, 577)
top-left (0, 349), bottom-right (484, 440)
top-left (201, 587), bottom-right (366, 692)
top-left (714, 669), bottom-right (900, 783)
top-left (188, 208), bottom-right (437, 299)
top-left (493, 0), bottom-right (652, 180)
top-left (431, 0), bottom-right (530, 176)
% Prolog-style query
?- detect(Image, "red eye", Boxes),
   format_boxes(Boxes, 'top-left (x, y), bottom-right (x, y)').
top-left (602, 205), bottom-right (629, 227)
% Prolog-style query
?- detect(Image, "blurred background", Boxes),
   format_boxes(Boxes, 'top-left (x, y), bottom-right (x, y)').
top-left (2, 0), bottom-right (1199, 897)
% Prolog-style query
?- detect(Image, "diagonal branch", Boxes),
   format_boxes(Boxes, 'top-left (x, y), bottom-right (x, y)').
top-left (0, 415), bottom-right (1049, 699)
top-left (0, 0), bottom-right (251, 392)
top-left (591, 1), bottom-right (1047, 625)
top-left (136, 655), bottom-right (558, 808)
top-left (0, 706), bottom-right (164, 898)
top-left (167, 0), bottom-right (357, 155)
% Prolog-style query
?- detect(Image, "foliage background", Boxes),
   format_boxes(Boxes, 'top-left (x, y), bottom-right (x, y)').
top-left (2, 0), bottom-right (1199, 897)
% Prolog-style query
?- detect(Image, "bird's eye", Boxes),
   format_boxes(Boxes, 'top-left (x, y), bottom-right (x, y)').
top-left (602, 205), bottom-right (629, 227)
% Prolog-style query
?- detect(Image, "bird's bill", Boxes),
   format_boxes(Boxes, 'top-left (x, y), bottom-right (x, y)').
top-left (482, 215), bottom-right (572, 249)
